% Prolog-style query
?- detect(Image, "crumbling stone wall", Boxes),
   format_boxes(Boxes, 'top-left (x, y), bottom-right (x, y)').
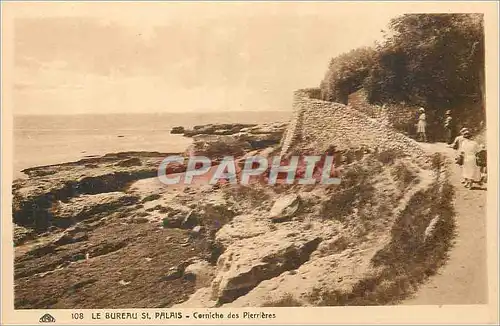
top-left (279, 95), bottom-right (306, 156)
top-left (347, 89), bottom-right (417, 136)
top-left (281, 88), bottom-right (426, 159)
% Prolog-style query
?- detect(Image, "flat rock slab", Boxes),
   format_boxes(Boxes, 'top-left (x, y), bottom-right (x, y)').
top-left (269, 194), bottom-right (301, 222)
top-left (211, 229), bottom-right (321, 304)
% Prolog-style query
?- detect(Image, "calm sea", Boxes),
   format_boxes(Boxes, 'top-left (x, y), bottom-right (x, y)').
top-left (13, 111), bottom-right (291, 178)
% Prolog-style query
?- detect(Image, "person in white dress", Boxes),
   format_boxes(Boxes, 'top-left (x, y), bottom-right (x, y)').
top-left (461, 130), bottom-right (481, 189)
top-left (449, 127), bottom-right (469, 184)
top-left (416, 107), bottom-right (427, 142)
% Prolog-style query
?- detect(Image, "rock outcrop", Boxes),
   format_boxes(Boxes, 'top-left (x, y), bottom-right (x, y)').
top-left (175, 122), bottom-right (287, 154)
top-left (183, 123), bottom-right (257, 137)
top-left (184, 259), bottom-right (215, 289)
top-left (13, 101), bottom-right (455, 310)
top-left (175, 152), bottom-right (454, 308)
top-left (12, 152), bottom-right (183, 231)
top-left (50, 192), bottom-right (140, 227)
top-left (268, 194), bottom-right (301, 223)
top-left (211, 230), bottom-right (322, 304)
top-left (187, 135), bottom-right (252, 160)
top-left (170, 126), bottom-right (185, 134)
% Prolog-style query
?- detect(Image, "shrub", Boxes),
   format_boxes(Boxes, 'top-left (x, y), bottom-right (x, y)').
top-left (320, 47), bottom-right (377, 104)
top-left (141, 194), bottom-right (161, 203)
top-left (376, 149), bottom-right (404, 164)
top-left (392, 161), bottom-right (419, 189)
top-left (262, 293), bottom-right (303, 307)
top-left (222, 184), bottom-right (271, 209)
top-left (431, 153), bottom-right (445, 171)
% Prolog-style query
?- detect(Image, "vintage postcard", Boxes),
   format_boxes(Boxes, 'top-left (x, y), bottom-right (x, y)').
top-left (1, 1), bottom-right (499, 325)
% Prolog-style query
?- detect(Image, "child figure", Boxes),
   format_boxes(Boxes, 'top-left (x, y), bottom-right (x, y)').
top-left (476, 144), bottom-right (487, 185)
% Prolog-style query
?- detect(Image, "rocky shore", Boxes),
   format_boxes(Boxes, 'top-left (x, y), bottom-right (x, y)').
top-left (171, 122), bottom-right (288, 158)
top-left (13, 121), bottom-right (455, 308)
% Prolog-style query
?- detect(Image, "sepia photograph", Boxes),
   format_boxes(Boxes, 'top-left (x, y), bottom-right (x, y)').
top-left (1, 1), bottom-right (499, 324)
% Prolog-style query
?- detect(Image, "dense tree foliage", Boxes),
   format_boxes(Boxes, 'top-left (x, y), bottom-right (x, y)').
top-left (320, 47), bottom-right (376, 104)
top-left (320, 13), bottom-right (485, 132)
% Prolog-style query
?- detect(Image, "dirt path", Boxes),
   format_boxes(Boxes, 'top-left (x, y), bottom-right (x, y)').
top-left (404, 142), bottom-right (488, 305)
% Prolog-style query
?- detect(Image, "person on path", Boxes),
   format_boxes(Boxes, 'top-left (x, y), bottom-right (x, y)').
top-left (450, 127), bottom-right (469, 184)
top-left (416, 107), bottom-right (427, 142)
top-left (444, 110), bottom-right (454, 144)
top-left (450, 127), bottom-right (468, 151)
top-left (476, 144), bottom-right (487, 185)
top-left (461, 130), bottom-right (481, 189)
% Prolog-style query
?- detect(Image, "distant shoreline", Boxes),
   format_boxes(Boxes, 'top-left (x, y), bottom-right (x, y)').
top-left (13, 112), bottom-right (292, 179)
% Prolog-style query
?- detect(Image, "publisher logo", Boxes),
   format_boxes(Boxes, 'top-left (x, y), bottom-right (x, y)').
top-left (39, 313), bottom-right (56, 323)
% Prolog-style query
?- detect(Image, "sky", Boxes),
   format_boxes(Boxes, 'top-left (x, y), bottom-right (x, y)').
top-left (10, 2), bottom-right (408, 115)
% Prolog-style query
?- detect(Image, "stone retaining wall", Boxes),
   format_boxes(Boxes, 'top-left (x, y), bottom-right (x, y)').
top-left (281, 88), bottom-right (426, 159)
top-left (348, 89), bottom-right (418, 135)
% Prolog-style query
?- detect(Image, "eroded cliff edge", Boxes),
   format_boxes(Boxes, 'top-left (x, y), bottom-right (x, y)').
top-left (12, 115), bottom-right (455, 308)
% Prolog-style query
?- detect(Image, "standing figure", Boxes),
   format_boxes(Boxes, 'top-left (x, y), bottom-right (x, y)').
top-left (461, 130), bottom-right (481, 189)
top-left (444, 110), bottom-right (454, 144)
top-left (476, 144), bottom-right (487, 185)
top-left (450, 127), bottom-right (468, 151)
top-left (450, 127), bottom-right (468, 184)
top-left (416, 107), bottom-right (427, 142)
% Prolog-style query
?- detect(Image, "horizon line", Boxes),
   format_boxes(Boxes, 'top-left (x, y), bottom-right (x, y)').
top-left (13, 109), bottom-right (294, 117)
